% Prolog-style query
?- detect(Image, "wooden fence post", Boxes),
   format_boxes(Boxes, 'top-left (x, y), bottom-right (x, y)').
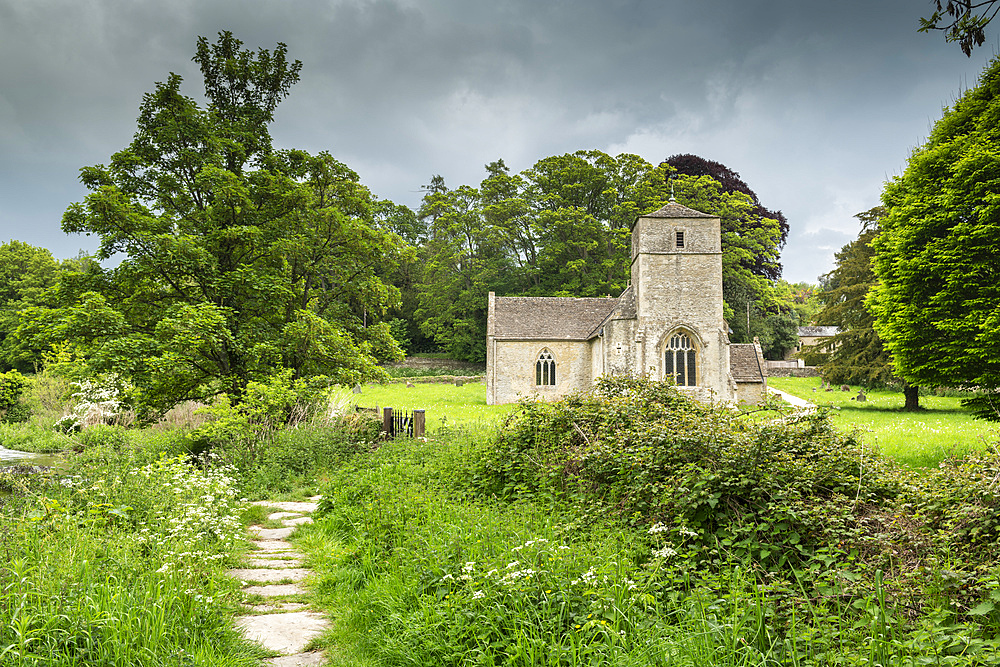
top-left (382, 406), bottom-right (394, 439)
top-left (413, 409), bottom-right (425, 438)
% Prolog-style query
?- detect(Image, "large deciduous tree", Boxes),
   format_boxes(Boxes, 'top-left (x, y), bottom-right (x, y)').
top-left (0, 241), bottom-right (63, 372)
top-left (409, 151), bottom-right (789, 361)
top-left (52, 32), bottom-right (405, 418)
top-left (871, 55), bottom-right (1000, 418)
top-left (664, 153), bottom-right (788, 281)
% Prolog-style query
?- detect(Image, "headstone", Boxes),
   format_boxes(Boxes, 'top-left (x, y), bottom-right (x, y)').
top-left (856, 390), bottom-right (866, 402)
top-left (455, 379), bottom-right (464, 387)
top-left (841, 385), bottom-right (850, 392)
top-left (352, 385), bottom-right (362, 394)
top-left (406, 382), bottom-right (415, 388)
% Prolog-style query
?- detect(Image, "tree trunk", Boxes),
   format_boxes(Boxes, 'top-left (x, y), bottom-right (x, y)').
top-left (903, 384), bottom-right (920, 411)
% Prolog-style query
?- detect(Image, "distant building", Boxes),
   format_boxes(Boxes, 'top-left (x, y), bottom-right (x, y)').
top-left (791, 325), bottom-right (841, 359)
top-left (486, 200), bottom-right (767, 405)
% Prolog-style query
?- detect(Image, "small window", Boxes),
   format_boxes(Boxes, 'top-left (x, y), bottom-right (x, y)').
top-left (665, 332), bottom-right (697, 387)
top-left (676, 231), bottom-right (685, 249)
top-left (536, 349), bottom-right (556, 386)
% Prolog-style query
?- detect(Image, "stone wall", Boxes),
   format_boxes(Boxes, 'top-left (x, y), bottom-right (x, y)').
top-left (765, 365), bottom-right (821, 378)
top-left (488, 339), bottom-right (594, 404)
top-left (386, 357), bottom-right (486, 372)
top-left (736, 381), bottom-right (768, 404)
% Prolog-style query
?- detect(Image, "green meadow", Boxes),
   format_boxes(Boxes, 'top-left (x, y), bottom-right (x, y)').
top-left (768, 376), bottom-right (998, 467)
top-left (352, 380), bottom-right (515, 430)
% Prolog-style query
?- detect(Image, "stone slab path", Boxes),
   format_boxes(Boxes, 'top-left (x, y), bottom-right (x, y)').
top-left (230, 497), bottom-right (329, 666)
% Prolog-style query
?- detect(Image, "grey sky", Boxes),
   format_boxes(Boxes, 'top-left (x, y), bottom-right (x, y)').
top-left (0, 0), bottom-right (996, 283)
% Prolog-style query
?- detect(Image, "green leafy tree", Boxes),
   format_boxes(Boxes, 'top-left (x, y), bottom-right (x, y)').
top-left (871, 56), bottom-right (1000, 417)
top-left (523, 151), bottom-right (655, 297)
top-left (44, 32), bottom-right (405, 418)
top-left (0, 241), bottom-right (62, 371)
top-left (480, 159), bottom-right (535, 291)
top-left (776, 280), bottom-right (822, 326)
top-left (813, 208), bottom-right (915, 404)
top-left (405, 151), bottom-right (788, 361)
top-left (416, 183), bottom-right (512, 361)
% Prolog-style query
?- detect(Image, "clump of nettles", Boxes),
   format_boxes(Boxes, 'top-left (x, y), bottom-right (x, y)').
top-left (475, 375), bottom-right (909, 574)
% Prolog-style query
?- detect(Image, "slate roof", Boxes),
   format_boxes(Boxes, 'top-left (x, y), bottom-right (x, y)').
top-left (644, 201), bottom-right (717, 219)
top-left (730, 344), bottom-right (766, 383)
top-left (493, 296), bottom-right (619, 340)
top-left (798, 326), bottom-right (840, 337)
top-left (599, 284), bottom-right (636, 329)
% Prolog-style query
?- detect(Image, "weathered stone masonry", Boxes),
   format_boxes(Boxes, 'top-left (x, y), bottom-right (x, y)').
top-left (486, 200), bottom-right (767, 405)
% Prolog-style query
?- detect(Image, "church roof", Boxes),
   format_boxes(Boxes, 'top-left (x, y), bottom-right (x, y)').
top-left (493, 296), bottom-right (619, 340)
top-left (600, 284), bottom-right (636, 327)
top-left (730, 343), bottom-right (766, 383)
top-left (643, 201), bottom-right (717, 219)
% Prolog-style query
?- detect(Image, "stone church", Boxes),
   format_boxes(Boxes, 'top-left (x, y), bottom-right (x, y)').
top-left (486, 199), bottom-right (767, 405)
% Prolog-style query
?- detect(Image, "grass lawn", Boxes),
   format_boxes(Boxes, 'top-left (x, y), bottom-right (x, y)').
top-left (769, 376), bottom-right (999, 466)
top-left (350, 380), bottom-right (517, 431)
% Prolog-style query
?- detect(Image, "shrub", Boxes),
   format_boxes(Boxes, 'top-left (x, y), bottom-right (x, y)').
top-left (911, 447), bottom-right (1000, 568)
top-left (475, 375), bottom-right (907, 573)
top-left (0, 370), bottom-right (31, 424)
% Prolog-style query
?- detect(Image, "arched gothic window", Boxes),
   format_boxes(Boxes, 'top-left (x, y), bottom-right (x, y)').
top-left (536, 349), bottom-right (556, 386)
top-left (665, 332), bottom-right (697, 387)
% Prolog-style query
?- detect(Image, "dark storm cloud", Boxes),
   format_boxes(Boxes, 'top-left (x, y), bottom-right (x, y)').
top-left (0, 0), bottom-right (994, 281)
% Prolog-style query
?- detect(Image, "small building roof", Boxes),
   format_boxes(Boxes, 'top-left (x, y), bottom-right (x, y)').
top-left (730, 343), bottom-right (766, 383)
top-left (798, 326), bottom-right (840, 337)
top-left (492, 296), bottom-right (619, 340)
top-left (643, 201), bottom-right (717, 219)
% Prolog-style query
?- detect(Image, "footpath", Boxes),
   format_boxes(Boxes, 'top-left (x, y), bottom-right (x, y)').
top-left (768, 387), bottom-right (815, 411)
top-left (228, 499), bottom-right (330, 666)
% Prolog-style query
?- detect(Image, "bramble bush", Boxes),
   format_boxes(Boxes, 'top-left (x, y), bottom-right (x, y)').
top-left (475, 375), bottom-right (908, 573)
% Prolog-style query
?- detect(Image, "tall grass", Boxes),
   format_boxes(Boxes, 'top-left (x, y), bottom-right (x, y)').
top-left (0, 443), bottom-right (266, 666)
top-left (295, 429), bottom-right (964, 666)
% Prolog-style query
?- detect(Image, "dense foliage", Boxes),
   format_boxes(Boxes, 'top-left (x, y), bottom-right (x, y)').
top-left (28, 33), bottom-right (407, 419)
top-left (409, 153), bottom-right (791, 362)
top-left (813, 208), bottom-right (896, 387)
top-left (476, 376), bottom-right (906, 572)
top-left (872, 55), bottom-right (1000, 419)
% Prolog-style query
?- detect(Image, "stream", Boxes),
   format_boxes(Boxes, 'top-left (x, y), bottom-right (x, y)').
top-left (0, 446), bottom-right (59, 468)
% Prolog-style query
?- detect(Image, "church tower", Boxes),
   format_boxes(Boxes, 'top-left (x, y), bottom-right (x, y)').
top-left (626, 199), bottom-right (734, 401)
